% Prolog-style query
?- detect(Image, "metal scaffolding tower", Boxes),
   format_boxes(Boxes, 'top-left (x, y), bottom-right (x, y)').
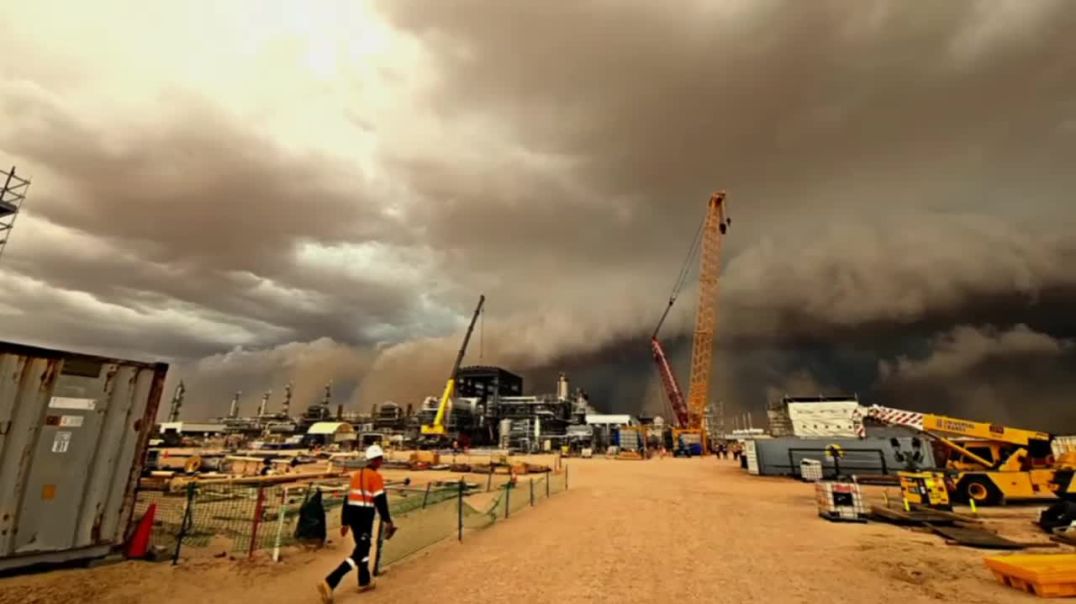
top-left (0, 166), bottom-right (30, 263)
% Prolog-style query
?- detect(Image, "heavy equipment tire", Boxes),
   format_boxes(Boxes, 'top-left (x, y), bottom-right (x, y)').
top-left (1053, 469), bottom-right (1076, 502)
top-left (958, 475), bottom-right (1003, 506)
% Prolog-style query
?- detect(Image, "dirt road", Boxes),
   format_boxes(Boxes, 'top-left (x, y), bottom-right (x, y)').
top-left (0, 458), bottom-right (1047, 603)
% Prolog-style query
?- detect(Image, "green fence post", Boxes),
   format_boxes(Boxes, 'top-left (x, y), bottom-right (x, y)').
top-left (373, 520), bottom-right (385, 577)
top-left (504, 483), bottom-right (510, 519)
top-left (457, 479), bottom-right (464, 542)
top-left (422, 483), bottom-right (432, 509)
top-left (173, 482), bottom-right (196, 566)
top-left (546, 472), bottom-right (550, 497)
top-left (487, 467), bottom-right (493, 492)
top-left (530, 478), bottom-right (534, 507)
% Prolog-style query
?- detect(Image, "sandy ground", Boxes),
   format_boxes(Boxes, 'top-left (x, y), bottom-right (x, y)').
top-left (0, 457), bottom-right (1062, 603)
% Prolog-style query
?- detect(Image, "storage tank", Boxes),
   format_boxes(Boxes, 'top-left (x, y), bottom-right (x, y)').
top-left (0, 341), bottom-right (168, 571)
top-left (557, 373), bottom-right (569, 401)
top-left (498, 418), bottom-right (513, 449)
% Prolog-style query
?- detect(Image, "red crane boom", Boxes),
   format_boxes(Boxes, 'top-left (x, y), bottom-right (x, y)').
top-left (651, 336), bottom-right (689, 428)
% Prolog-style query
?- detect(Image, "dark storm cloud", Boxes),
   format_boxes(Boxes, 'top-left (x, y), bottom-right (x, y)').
top-left (877, 324), bottom-right (1076, 432)
top-left (368, 0), bottom-right (1076, 428)
top-left (0, 85), bottom-right (445, 357)
top-left (2, 1), bottom-right (1075, 425)
top-left (379, 0), bottom-right (1076, 218)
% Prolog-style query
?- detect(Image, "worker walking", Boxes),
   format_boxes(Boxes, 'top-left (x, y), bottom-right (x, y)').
top-left (317, 444), bottom-right (395, 602)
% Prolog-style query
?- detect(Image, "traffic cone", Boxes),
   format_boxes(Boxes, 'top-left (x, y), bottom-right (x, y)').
top-left (126, 503), bottom-right (156, 559)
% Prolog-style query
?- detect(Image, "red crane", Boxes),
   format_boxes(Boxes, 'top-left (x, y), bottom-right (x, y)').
top-left (651, 321), bottom-right (689, 428)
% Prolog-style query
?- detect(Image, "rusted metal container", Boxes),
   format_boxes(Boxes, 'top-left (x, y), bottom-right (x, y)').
top-left (0, 341), bottom-right (167, 571)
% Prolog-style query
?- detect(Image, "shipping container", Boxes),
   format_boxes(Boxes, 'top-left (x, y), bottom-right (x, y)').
top-left (0, 341), bottom-right (167, 571)
top-left (745, 436), bottom-right (936, 478)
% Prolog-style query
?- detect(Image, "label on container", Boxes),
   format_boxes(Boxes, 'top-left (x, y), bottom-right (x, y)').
top-left (49, 397), bottom-right (96, 411)
top-left (59, 415), bottom-right (84, 428)
top-left (52, 431), bottom-right (72, 453)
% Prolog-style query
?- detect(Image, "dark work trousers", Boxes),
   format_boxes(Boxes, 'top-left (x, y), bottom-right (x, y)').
top-left (326, 520), bottom-right (374, 588)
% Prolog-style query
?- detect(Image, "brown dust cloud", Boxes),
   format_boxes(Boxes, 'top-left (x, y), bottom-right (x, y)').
top-left (0, 1), bottom-right (1074, 429)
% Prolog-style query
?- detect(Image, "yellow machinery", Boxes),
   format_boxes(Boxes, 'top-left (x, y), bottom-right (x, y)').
top-left (865, 406), bottom-right (1076, 506)
top-left (898, 472), bottom-right (952, 510)
top-left (888, 435), bottom-right (952, 510)
top-left (420, 295), bottom-right (485, 442)
top-left (650, 192), bottom-right (731, 455)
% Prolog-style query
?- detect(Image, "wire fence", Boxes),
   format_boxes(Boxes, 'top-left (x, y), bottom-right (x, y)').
top-left (132, 465), bottom-right (570, 571)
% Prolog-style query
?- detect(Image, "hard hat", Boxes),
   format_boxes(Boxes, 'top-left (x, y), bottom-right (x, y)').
top-left (365, 444), bottom-right (384, 460)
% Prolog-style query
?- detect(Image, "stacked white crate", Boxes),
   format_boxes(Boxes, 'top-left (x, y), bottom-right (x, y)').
top-left (800, 459), bottom-right (824, 482)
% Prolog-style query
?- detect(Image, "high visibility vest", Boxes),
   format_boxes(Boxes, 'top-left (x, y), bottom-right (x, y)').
top-left (347, 468), bottom-right (385, 508)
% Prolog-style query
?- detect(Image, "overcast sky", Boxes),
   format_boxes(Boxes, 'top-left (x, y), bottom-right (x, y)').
top-left (1, 1), bottom-right (1074, 429)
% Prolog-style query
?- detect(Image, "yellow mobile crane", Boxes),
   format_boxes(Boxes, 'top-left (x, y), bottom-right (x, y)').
top-left (420, 295), bottom-right (485, 442)
top-left (864, 405), bottom-right (1076, 505)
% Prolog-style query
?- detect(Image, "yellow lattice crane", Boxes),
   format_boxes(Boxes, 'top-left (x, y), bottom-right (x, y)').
top-left (687, 192), bottom-right (729, 425)
top-left (656, 192), bottom-right (730, 454)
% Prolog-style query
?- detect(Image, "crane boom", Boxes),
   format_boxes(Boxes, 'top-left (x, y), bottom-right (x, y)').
top-left (860, 404), bottom-right (1052, 469)
top-left (686, 192), bottom-right (729, 428)
top-left (422, 294), bottom-right (485, 435)
top-left (651, 336), bottom-right (689, 427)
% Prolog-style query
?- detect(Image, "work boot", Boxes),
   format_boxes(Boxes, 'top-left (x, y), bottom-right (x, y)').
top-left (316, 581), bottom-right (333, 604)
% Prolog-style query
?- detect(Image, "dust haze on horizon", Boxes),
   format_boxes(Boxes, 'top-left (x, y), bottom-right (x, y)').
top-left (0, 1), bottom-right (1074, 430)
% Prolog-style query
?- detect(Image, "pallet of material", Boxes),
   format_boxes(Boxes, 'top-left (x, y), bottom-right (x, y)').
top-left (869, 505), bottom-right (976, 526)
top-left (931, 525), bottom-right (1038, 550)
top-left (869, 506), bottom-right (964, 525)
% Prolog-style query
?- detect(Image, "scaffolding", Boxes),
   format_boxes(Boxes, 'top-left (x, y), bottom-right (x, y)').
top-left (0, 166), bottom-right (30, 263)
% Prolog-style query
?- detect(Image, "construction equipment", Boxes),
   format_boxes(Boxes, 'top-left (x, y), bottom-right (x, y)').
top-left (898, 472), bottom-right (952, 510)
top-left (889, 436), bottom-right (953, 510)
top-left (862, 405), bottom-right (1076, 506)
top-left (650, 192), bottom-right (731, 454)
top-left (420, 295), bottom-right (485, 444)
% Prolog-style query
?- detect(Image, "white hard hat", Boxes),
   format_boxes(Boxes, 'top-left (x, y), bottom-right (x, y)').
top-left (365, 444), bottom-right (384, 460)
